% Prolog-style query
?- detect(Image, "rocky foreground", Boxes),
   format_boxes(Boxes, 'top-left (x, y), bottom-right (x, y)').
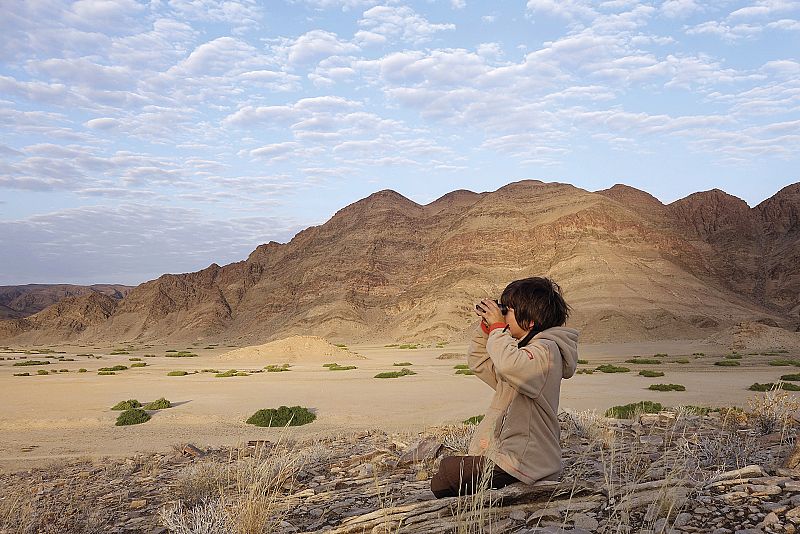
top-left (4, 395), bottom-right (800, 534)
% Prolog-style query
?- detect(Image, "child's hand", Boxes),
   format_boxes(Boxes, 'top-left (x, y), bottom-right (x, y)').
top-left (476, 299), bottom-right (506, 326)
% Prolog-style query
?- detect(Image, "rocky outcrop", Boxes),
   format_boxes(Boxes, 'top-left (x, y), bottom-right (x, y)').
top-left (0, 284), bottom-right (131, 320)
top-left (1, 180), bottom-right (797, 344)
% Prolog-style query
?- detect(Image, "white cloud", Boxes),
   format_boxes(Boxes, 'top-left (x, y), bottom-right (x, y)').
top-left (451, 0), bottom-right (466, 9)
top-left (356, 6), bottom-right (455, 46)
top-left (660, 0), bottom-right (701, 19)
top-left (284, 30), bottom-right (360, 65)
top-left (526, 0), bottom-right (598, 20)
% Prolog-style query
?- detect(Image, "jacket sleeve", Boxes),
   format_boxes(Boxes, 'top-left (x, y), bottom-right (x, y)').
top-left (467, 321), bottom-right (498, 390)
top-left (486, 329), bottom-right (552, 399)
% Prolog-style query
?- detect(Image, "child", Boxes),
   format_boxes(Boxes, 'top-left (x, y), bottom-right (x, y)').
top-left (430, 277), bottom-right (578, 498)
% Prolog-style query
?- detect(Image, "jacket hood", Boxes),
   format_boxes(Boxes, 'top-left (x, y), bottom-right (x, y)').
top-left (534, 327), bottom-right (579, 379)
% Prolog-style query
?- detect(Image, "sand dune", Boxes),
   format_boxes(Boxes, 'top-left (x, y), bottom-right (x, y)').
top-left (219, 335), bottom-right (364, 363)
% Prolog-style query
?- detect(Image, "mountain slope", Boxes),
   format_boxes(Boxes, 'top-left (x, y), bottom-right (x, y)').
top-left (1, 180), bottom-right (796, 344)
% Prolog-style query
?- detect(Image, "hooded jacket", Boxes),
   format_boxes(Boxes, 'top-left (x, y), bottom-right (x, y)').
top-left (467, 321), bottom-right (579, 484)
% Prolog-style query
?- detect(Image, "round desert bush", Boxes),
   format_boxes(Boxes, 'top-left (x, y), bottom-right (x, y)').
top-left (78, 368), bottom-right (87, 373)
top-left (130, 362), bottom-right (147, 368)
top-left (393, 362), bottom-right (412, 366)
top-left (648, 384), bottom-right (686, 391)
top-left (596, 364), bottom-right (630, 373)
top-left (639, 370), bottom-right (665, 378)
top-left (455, 369), bottom-right (475, 375)
top-left (168, 370), bottom-right (188, 376)
top-left (453, 364), bottom-right (469, 370)
top-left (375, 368), bottom-right (416, 379)
top-left (98, 365), bottom-right (128, 372)
top-left (327, 364), bottom-right (357, 371)
top-left (129, 357), bottom-right (142, 361)
top-left (781, 374), bottom-right (800, 381)
top-left (577, 359), bottom-right (588, 365)
top-left (115, 408), bottom-right (151, 426)
top-left (112, 399), bottom-right (142, 410)
top-left (98, 371), bottom-right (115, 375)
top-left (605, 401), bottom-right (662, 419)
top-left (246, 406), bottom-right (316, 427)
top-left (37, 369), bottom-right (49, 375)
top-left (625, 358), bottom-right (660, 365)
top-left (715, 360), bottom-right (740, 367)
top-left (749, 382), bottom-right (800, 392)
top-left (143, 397), bottom-right (171, 410)
top-left (13, 372), bottom-right (30, 376)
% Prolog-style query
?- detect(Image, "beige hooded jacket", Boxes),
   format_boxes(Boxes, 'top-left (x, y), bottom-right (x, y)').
top-left (467, 321), bottom-right (579, 484)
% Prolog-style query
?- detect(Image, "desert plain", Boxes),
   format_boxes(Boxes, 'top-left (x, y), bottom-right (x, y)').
top-left (1, 334), bottom-right (797, 473)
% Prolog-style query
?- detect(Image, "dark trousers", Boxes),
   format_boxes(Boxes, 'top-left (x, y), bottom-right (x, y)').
top-left (430, 455), bottom-right (519, 498)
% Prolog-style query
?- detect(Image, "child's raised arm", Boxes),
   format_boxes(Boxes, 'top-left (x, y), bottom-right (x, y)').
top-left (485, 330), bottom-right (553, 399)
top-left (466, 321), bottom-right (498, 390)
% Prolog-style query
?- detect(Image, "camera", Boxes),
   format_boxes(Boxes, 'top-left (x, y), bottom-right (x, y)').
top-left (475, 300), bottom-right (509, 315)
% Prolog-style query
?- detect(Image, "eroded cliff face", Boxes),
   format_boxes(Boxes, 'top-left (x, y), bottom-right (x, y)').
top-left (2, 180), bottom-right (797, 344)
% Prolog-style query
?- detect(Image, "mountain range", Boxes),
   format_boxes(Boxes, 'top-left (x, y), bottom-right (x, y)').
top-left (1, 180), bottom-right (797, 344)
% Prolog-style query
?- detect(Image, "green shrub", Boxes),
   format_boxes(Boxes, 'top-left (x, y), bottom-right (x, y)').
top-left (455, 369), bottom-right (475, 375)
top-left (115, 409), bottom-right (150, 426)
top-left (37, 369), bottom-right (49, 375)
top-left (463, 415), bottom-right (484, 425)
top-left (654, 353), bottom-right (668, 358)
top-left (13, 372), bottom-right (30, 376)
top-left (384, 344), bottom-right (399, 348)
top-left (264, 364), bottom-right (290, 372)
top-left (327, 364), bottom-right (357, 371)
top-left (246, 406), bottom-right (316, 427)
top-left (167, 371), bottom-right (188, 376)
top-left (781, 374), bottom-right (800, 381)
top-left (165, 351), bottom-right (197, 358)
top-left (98, 371), bottom-right (115, 375)
top-left (453, 364), bottom-right (470, 370)
top-left (129, 357), bottom-right (142, 361)
top-left (130, 362), bottom-right (147, 368)
top-left (112, 399), bottom-right (142, 410)
top-left (625, 358), bottom-right (660, 364)
top-left (639, 370), bottom-right (665, 377)
top-left (201, 369), bottom-right (219, 373)
top-left (596, 364), bottom-right (630, 373)
top-left (393, 362), bottom-right (413, 366)
top-left (763, 350), bottom-right (790, 355)
top-left (12, 360), bottom-right (50, 366)
top-left (143, 354), bottom-right (156, 358)
top-left (770, 359), bottom-right (800, 367)
top-left (98, 365), bottom-right (128, 372)
top-left (576, 369), bottom-right (594, 374)
top-left (692, 352), bottom-right (704, 357)
top-left (334, 343), bottom-right (347, 348)
top-left (397, 344), bottom-right (419, 349)
top-left (59, 369), bottom-right (69, 373)
top-left (577, 359), bottom-right (588, 364)
top-left (375, 368), bottom-right (416, 379)
top-left (674, 358), bottom-right (690, 364)
top-left (110, 350), bottom-right (129, 355)
top-left (215, 369), bottom-right (248, 377)
top-left (605, 401), bottom-right (663, 419)
top-left (715, 360), bottom-right (740, 367)
top-left (749, 382), bottom-right (800, 392)
top-left (648, 384), bottom-right (686, 391)
top-left (725, 354), bottom-right (743, 360)
top-left (143, 397), bottom-right (171, 410)
top-left (78, 368), bottom-right (87, 373)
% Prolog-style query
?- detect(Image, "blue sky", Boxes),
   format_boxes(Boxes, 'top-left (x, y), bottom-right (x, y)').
top-left (1, 0), bottom-right (798, 285)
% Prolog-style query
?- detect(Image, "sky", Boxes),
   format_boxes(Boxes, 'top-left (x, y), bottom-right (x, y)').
top-left (1, 0), bottom-right (798, 286)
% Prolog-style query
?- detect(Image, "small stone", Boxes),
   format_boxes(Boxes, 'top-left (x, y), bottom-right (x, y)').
top-left (640, 435), bottom-right (664, 447)
top-left (760, 512), bottom-right (780, 526)
top-left (787, 506), bottom-right (800, 524)
top-left (785, 481), bottom-right (800, 492)
top-left (696, 507), bottom-right (711, 514)
top-left (571, 512), bottom-right (599, 531)
top-left (674, 512), bottom-right (693, 527)
top-left (712, 529), bottom-right (733, 534)
top-left (509, 510), bottom-right (527, 521)
top-left (653, 518), bottom-right (667, 533)
top-left (129, 499), bottom-right (146, 510)
top-left (357, 463), bottom-right (374, 478)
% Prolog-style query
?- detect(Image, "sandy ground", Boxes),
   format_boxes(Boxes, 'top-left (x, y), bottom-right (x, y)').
top-left (0, 338), bottom-right (797, 473)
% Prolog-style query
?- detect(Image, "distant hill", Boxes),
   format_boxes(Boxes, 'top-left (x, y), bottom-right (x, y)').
top-left (1, 181), bottom-right (797, 344)
top-left (0, 284), bottom-right (132, 320)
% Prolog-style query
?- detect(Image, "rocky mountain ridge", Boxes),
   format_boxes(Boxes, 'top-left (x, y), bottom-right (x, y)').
top-left (0, 284), bottom-right (132, 320)
top-left (1, 181), bottom-right (797, 344)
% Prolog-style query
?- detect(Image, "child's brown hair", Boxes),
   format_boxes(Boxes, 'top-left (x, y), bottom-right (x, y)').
top-left (500, 277), bottom-right (570, 331)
